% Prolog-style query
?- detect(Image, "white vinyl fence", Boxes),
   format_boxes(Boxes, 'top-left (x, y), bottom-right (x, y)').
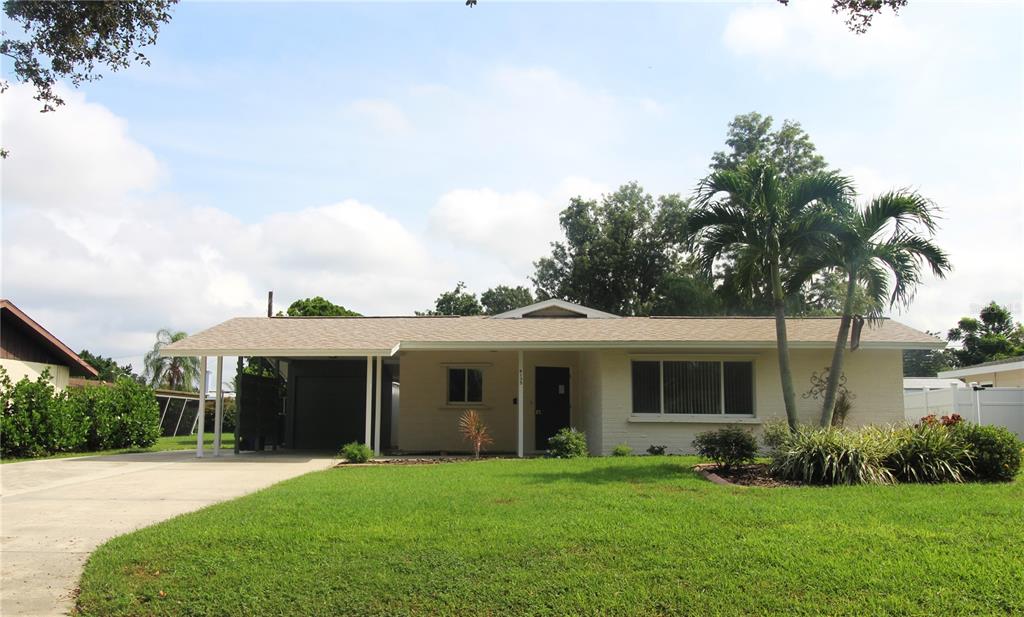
top-left (904, 387), bottom-right (1024, 438)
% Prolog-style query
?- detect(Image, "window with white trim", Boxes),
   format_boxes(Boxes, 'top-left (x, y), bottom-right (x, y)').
top-left (631, 360), bottom-right (754, 415)
top-left (447, 367), bottom-right (483, 404)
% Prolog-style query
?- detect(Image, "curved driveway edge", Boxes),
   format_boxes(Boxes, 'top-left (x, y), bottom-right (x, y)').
top-left (0, 450), bottom-right (335, 617)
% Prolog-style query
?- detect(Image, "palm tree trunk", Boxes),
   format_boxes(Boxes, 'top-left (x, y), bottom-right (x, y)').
top-left (771, 263), bottom-right (799, 431)
top-left (819, 272), bottom-right (858, 427)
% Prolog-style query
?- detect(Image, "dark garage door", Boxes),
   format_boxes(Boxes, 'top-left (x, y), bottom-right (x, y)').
top-left (289, 361), bottom-right (367, 450)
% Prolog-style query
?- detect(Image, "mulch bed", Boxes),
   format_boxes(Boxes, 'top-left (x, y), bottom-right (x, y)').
top-left (336, 456), bottom-right (506, 467)
top-left (694, 463), bottom-right (801, 487)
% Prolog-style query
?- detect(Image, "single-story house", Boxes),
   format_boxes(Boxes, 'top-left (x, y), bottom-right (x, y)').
top-left (938, 356), bottom-right (1024, 388)
top-left (0, 299), bottom-right (98, 390)
top-left (162, 299), bottom-right (943, 457)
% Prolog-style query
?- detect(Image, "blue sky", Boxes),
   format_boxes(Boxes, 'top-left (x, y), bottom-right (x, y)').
top-left (2, 0), bottom-right (1022, 367)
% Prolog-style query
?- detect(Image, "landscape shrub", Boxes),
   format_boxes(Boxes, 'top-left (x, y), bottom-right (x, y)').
top-left (458, 409), bottom-right (494, 458)
top-left (760, 420), bottom-right (791, 455)
top-left (547, 427), bottom-right (588, 458)
top-left (1, 369), bottom-right (86, 457)
top-left (340, 441), bottom-right (373, 463)
top-left (65, 385), bottom-right (112, 450)
top-left (951, 423), bottom-right (1022, 482)
top-left (693, 427), bottom-right (758, 471)
top-left (832, 391), bottom-right (854, 427)
top-left (918, 413), bottom-right (964, 428)
top-left (611, 443), bottom-right (633, 457)
top-left (73, 379), bottom-right (161, 450)
top-left (770, 425), bottom-right (896, 485)
top-left (646, 444), bottom-right (667, 456)
top-left (203, 398), bottom-right (238, 434)
top-left (886, 423), bottom-right (972, 483)
top-left (102, 378), bottom-right (161, 449)
top-left (1, 370), bottom-right (159, 459)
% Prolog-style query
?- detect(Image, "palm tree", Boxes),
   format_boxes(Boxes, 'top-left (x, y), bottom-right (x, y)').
top-left (689, 160), bottom-right (854, 430)
top-left (144, 328), bottom-right (199, 392)
top-left (792, 191), bottom-right (951, 426)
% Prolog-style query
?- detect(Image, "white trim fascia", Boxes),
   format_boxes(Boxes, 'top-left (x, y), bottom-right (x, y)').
top-left (395, 340), bottom-right (941, 352)
top-left (162, 339), bottom-right (942, 357)
top-left (938, 360), bottom-right (1024, 378)
top-left (159, 348), bottom-right (394, 358)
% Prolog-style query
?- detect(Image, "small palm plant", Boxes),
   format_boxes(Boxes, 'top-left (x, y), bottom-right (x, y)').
top-left (458, 410), bottom-right (493, 459)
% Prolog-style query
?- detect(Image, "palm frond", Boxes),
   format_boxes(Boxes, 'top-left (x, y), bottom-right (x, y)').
top-left (785, 171), bottom-right (855, 218)
top-left (856, 261), bottom-right (890, 321)
top-left (694, 169), bottom-right (749, 207)
top-left (860, 190), bottom-right (940, 238)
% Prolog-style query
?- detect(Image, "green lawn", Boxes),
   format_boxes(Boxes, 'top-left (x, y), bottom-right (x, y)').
top-left (1, 434), bottom-right (235, 464)
top-left (76, 457), bottom-right (1023, 617)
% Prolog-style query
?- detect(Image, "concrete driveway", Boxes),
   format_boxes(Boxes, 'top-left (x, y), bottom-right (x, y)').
top-left (0, 450), bottom-right (335, 617)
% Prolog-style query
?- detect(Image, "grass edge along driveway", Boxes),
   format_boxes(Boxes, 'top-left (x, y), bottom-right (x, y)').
top-left (0, 434), bottom-right (235, 464)
top-left (77, 456), bottom-right (1023, 617)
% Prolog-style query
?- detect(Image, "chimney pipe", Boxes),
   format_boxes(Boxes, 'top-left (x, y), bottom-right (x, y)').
top-left (267, 291), bottom-right (273, 318)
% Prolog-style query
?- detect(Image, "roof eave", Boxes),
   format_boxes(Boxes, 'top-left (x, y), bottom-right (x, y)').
top-left (0, 300), bottom-right (99, 378)
top-left (395, 340), bottom-right (942, 351)
top-left (159, 347), bottom-right (395, 358)
top-left (161, 340), bottom-right (941, 356)
top-left (938, 360), bottom-right (1024, 378)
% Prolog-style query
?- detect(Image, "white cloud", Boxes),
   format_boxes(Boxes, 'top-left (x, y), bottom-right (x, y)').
top-left (0, 88), bottom-right (450, 361)
top-left (429, 176), bottom-right (607, 274)
top-left (1, 84), bottom-right (162, 209)
top-left (825, 164), bottom-right (1024, 335)
top-left (348, 98), bottom-right (410, 134)
top-left (722, 1), bottom-right (928, 77)
top-left (896, 185), bottom-right (1024, 334)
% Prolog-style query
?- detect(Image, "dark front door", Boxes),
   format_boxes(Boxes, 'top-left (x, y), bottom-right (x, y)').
top-left (535, 367), bottom-right (571, 450)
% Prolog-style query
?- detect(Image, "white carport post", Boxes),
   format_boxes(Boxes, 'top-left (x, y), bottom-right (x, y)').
top-left (196, 356), bottom-right (207, 458)
top-left (517, 350), bottom-right (524, 458)
top-left (364, 356), bottom-right (373, 447)
top-left (374, 356), bottom-right (383, 456)
top-left (213, 356), bottom-right (224, 456)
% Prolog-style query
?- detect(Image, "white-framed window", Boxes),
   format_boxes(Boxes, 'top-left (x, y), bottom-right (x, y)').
top-left (631, 359), bottom-right (754, 415)
top-left (447, 367), bottom-right (483, 404)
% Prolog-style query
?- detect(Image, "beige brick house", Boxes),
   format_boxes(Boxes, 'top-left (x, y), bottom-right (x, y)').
top-left (163, 299), bottom-right (942, 456)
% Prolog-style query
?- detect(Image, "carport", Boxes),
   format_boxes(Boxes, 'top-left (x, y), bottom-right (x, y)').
top-left (210, 355), bottom-right (390, 457)
top-left (160, 324), bottom-right (397, 457)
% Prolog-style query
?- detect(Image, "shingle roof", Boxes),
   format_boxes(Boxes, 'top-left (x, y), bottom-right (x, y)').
top-left (161, 315), bottom-right (943, 357)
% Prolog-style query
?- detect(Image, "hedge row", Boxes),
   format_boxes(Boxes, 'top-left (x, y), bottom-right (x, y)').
top-left (1, 368), bottom-right (161, 459)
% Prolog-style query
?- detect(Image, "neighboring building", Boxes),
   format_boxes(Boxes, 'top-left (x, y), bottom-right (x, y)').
top-left (163, 299), bottom-right (942, 456)
top-left (938, 356), bottom-right (1024, 388)
top-left (903, 377), bottom-right (963, 395)
top-left (0, 299), bottom-right (98, 390)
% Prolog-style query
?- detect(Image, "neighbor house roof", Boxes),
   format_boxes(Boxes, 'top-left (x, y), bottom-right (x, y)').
top-left (938, 355), bottom-right (1024, 379)
top-left (0, 299), bottom-right (99, 377)
top-left (162, 310), bottom-right (943, 357)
